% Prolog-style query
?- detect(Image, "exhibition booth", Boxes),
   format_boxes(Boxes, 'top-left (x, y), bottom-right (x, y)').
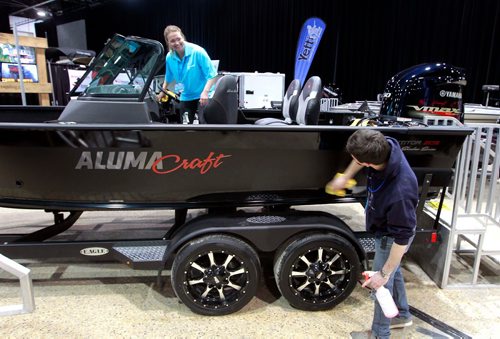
top-left (0, 1), bottom-right (498, 337)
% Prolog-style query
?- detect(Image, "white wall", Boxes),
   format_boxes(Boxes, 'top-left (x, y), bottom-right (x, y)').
top-left (8, 16), bottom-right (37, 37)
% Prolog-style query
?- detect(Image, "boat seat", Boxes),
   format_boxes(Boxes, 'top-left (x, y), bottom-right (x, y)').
top-left (295, 76), bottom-right (322, 125)
top-left (254, 79), bottom-right (301, 125)
top-left (200, 75), bottom-right (238, 124)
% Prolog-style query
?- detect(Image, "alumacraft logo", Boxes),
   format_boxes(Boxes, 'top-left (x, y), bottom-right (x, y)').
top-left (80, 247), bottom-right (109, 256)
top-left (75, 151), bottom-right (232, 175)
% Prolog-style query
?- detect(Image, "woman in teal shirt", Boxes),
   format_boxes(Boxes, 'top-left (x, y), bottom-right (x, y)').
top-left (157, 25), bottom-right (218, 124)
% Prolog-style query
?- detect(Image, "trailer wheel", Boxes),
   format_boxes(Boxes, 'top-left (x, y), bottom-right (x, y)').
top-left (274, 233), bottom-right (360, 311)
top-left (171, 234), bottom-right (261, 316)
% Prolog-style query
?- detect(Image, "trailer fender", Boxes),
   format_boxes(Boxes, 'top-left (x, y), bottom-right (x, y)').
top-left (164, 211), bottom-right (366, 264)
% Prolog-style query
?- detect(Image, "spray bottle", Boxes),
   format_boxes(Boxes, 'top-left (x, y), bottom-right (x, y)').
top-left (363, 271), bottom-right (399, 318)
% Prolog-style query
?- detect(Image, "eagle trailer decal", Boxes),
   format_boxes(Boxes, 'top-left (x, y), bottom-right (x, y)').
top-left (80, 247), bottom-right (109, 256)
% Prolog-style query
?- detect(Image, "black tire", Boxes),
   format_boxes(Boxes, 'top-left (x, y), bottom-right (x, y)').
top-left (274, 233), bottom-right (361, 311)
top-left (171, 234), bottom-right (261, 316)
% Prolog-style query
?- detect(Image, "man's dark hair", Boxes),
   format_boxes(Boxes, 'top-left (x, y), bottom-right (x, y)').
top-left (346, 129), bottom-right (390, 165)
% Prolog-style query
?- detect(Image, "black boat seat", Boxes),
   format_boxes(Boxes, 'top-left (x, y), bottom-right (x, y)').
top-left (255, 79), bottom-right (301, 125)
top-left (295, 76), bottom-right (322, 125)
top-left (200, 75), bottom-right (238, 124)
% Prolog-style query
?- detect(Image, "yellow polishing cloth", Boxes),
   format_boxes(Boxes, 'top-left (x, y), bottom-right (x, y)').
top-left (325, 173), bottom-right (357, 197)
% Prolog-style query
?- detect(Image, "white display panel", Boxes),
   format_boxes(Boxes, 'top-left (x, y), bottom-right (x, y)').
top-left (238, 73), bottom-right (285, 109)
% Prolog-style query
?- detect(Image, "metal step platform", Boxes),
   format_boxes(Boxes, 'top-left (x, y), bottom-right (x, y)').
top-left (112, 240), bottom-right (169, 270)
top-left (356, 233), bottom-right (376, 257)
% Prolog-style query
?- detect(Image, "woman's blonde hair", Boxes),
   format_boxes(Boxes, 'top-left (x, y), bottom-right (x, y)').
top-left (163, 25), bottom-right (186, 51)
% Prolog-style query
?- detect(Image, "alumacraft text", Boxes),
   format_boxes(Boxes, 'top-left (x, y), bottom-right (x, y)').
top-left (75, 151), bottom-right (231, 174)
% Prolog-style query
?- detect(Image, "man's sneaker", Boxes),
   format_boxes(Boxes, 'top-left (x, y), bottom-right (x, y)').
top-left (390, 316), bottom-right (413, 329)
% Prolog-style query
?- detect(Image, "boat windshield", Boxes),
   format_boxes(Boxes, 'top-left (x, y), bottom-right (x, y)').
top-left (72, 35), bottom-right (164, 100)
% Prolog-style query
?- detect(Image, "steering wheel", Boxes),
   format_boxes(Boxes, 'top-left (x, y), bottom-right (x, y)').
top-left (158, 88), bottom-right (179, 102)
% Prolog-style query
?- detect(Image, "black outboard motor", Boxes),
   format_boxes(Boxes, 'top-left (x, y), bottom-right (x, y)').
top-left (379, 63), bottom-right (466, 123)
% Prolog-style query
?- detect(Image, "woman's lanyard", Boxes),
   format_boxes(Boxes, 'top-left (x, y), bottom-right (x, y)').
top-left (175, 51), bottom-right (191, 85)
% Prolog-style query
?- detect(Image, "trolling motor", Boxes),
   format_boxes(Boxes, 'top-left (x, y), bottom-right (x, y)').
top-left (379, 63), bottom-right (467, 123)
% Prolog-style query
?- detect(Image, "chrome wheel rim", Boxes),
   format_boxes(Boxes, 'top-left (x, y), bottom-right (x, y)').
top-left (288, 246), bottom-right (352, 304)
top-left (182, 250), bottom-right (250, 309)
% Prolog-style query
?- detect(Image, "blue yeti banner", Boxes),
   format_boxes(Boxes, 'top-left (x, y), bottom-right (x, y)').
top-left (294, 17), bottom-right (326, 86)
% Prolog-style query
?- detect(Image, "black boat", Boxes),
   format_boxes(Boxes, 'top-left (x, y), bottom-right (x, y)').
top-left (0, 35), bottom-right (470, 211)
top-left (0, 35), bottom-right (473, 316)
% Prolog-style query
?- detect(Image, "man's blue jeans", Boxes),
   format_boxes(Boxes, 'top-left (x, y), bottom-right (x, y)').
top-left (371, 236), bottom-right (411, 339)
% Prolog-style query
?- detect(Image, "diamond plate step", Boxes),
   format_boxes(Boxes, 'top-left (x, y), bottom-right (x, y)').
top-left (358, 236), bottom-right (376, 254)
top-left (114, 245), bottom-right (167, 262)
top-left (112, 242), bottom-right (169, 269)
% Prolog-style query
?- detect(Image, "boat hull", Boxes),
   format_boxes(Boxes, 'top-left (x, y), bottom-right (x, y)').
top-left (0, 124), bottom-right (471, 210)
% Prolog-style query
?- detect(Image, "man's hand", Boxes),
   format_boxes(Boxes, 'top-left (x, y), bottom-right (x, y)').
top-left (362, 242), bottom-right (408, 290)
top-left (362, 271), bottom-right (389, 290)
top-left (325, 159), bottom-right (363, 195)
top-left (325, 174), bottom-right (349, 193)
